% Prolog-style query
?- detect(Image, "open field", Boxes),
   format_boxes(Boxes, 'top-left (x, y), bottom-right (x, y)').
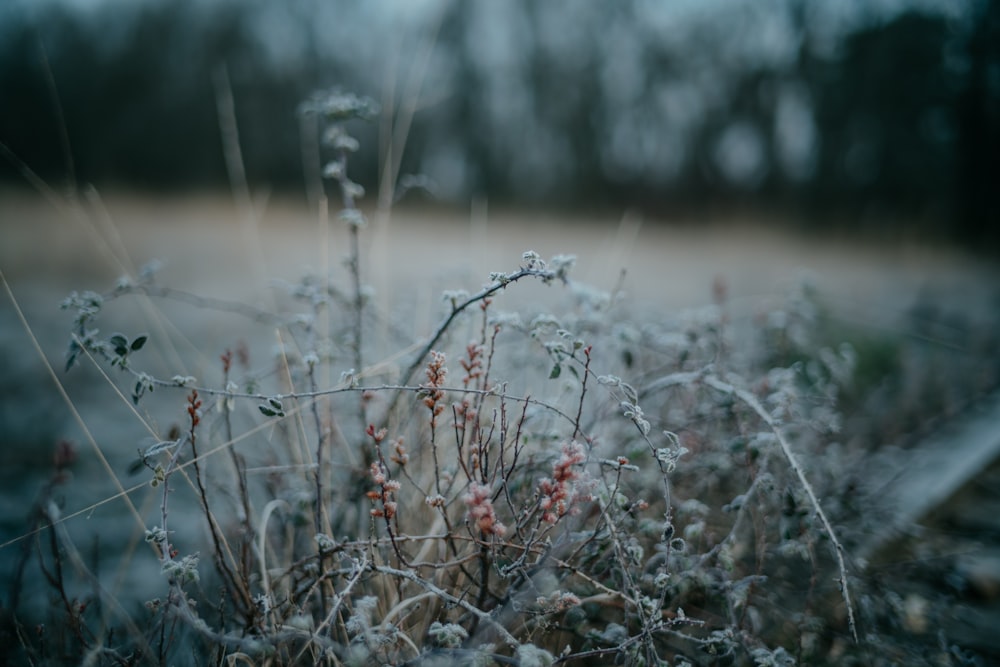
top-left (3, 187), bottom-right (998, 529)
top-left (4, 188), bottom-right (996, 330)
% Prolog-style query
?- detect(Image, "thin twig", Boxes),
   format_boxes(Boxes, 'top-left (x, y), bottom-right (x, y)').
top-left (388, 266), bottom-right (566, 417)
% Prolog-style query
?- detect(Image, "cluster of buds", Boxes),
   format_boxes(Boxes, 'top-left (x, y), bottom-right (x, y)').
top-left (187, 390), bottom-right (202, 429)
top-left (366, 461), bottom-right (400, 520)
top-left (455, 341), bottom-right (484, 443)
top-left (365, 423), bottom-right (387, 443)
top-left (463, 482), bottom-right (506, 537)
top-left (453, 395), bottom-right (479, 447)
top-left (420, 351), bottom-right (448, 427)
top-left (220, 343), bottom-right (250, 375)
top-left (460, 341), bottom-right (484, 388)
top-left (467, 437), bottom-right (484, 476)
top-left (365, 424), bottom-right (399, 519)
top-left (537, 441), bottom-right (589, 524)
top-left (389, 437), bottom-right (408, 466)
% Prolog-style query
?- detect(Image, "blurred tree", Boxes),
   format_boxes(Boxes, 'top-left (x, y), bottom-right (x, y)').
top-left (0, 0), bottom-right (994, 248)
top-left (802, 12), bottom-right (961, 234)
top-left (956, 0), bottom-right (1000, 248)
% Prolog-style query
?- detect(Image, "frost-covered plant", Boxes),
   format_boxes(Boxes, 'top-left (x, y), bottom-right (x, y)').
top-left (3, 90), bottom-right (900, 667)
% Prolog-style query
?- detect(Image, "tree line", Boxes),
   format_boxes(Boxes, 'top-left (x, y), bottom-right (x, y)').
top-left (0, 0), bottom-right (996, 246)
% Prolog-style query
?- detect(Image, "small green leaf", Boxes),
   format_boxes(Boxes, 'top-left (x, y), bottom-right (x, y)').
top-left (259, 405), bottom-right (277, 417)
top-left (130, 335), bottom-right (148, 352)
top-left (65, 341), bottom-right (80, 373)
top-left (133, 380), bottom-right (146, 405)
top-left (110, 333), bottom-right (129, 356)
top-left (127, 457), bottom-right (146, 476)
top-left (549, 363), bottom-right (562, 379)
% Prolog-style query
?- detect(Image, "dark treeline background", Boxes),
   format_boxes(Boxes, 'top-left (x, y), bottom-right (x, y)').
top-left (1, 0), bottom-right (997, 247)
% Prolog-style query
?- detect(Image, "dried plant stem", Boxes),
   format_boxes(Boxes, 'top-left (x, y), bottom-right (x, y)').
top-left (297, 554), bottom-right (369, 663)
top-left (221, 358), bottom-right (255, 583)
top-left (214, 63), bottom-right (273, 297)
top-left (348, 220), bottom-right (365, 429)
top-left (703, 374), bottom-right (859, 643)
top-left (572, 346), bottom-right (593, 441)
top-left (41, 505), bottom-right (156, 661)
top-left (186, 393), bottom-right (253, 618)
top-left (307, 366), bottom-right (331, 531)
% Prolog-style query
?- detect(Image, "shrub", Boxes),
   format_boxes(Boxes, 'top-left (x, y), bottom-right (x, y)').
top-left (4, 90), bottom-right (891, 667)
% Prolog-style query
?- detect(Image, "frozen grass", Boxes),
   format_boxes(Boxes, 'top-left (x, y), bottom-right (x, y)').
top-left (1, 89), bottom-right (998, 667)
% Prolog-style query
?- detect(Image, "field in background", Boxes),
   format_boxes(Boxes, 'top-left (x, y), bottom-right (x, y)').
top-left (4, 188), bottom-right (995, 324)
top-left (3, 187), bottom-right (998, 434)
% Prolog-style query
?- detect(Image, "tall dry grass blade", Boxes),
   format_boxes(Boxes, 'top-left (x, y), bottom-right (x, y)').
top-left (0, 268), bottom-right (148, 538)
top-left (704, 374), bottom-right (859, 643)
